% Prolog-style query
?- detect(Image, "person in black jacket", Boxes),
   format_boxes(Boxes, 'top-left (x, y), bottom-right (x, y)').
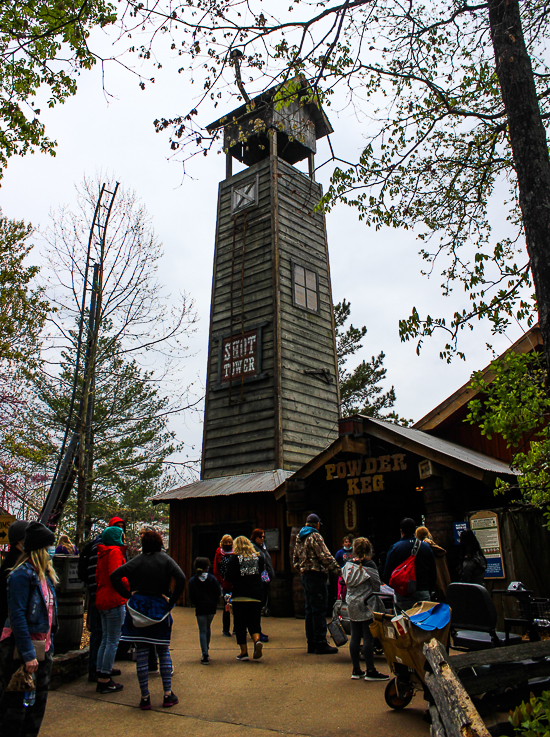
top-left (225, 536), bottom-right (266, 662)
top-left (188, 557), bottom-right (222, 665)
top-left (110, 529), bottom-right (185, 710)
top-left (0, 520), bottom-right (29, 628)
top-left (383, 517), bottom-right (436, 610)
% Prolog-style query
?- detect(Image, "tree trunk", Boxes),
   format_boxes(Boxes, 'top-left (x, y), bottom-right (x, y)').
top-left (488, 0), bottom-right (550, 374)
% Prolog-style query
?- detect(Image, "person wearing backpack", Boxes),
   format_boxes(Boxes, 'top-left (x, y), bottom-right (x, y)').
top-left (383, 518), bottom-right (436, 611)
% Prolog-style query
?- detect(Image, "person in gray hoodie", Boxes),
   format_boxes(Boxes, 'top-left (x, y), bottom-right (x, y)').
top-left (342, 537), bottom-right (389, 681)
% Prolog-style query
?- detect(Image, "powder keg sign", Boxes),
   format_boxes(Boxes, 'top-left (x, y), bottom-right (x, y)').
top-left (324, 454), bottom-right (407, 496)
top-left (214, 321), bottom-right (268, 389)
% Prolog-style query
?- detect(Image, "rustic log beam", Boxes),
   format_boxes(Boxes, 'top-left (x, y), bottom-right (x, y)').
top-left (450, 640), bottom-right (550, 670)
top-left (429, 704), bottom-right (447, 737)
top-left (459, 659), bottom-right (550, 696)
top-left (423, 639), bottom-right (491, 737)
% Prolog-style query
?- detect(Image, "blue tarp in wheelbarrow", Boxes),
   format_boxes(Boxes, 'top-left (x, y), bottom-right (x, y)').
top-left (409, 603), bottom-right (451, 631)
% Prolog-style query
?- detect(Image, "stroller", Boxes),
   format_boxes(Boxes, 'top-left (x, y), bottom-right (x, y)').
top-left (369, 601), bottom-right (451, 709)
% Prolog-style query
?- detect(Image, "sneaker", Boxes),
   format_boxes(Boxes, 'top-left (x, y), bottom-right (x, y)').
top-left (314, 641), bottom-right (338, 655)
top-left (236, 653), bottom-right (249, 661)
top-left (110, 668), bottom-right (122, 677)
top-left (96, 680), bottom-right (123, 694)
top-left (163, 692), bottom-right (179, 708)
top-left (307, 642), bottom-right (316, 654)
top-left (259, 633), bottom-right (269, 643)
top-left (253, 641), bottom-right (263, 660)
top-left (222, 631), bottom-right (232, 637)
top-left (139, 695), bottom-right (151, 711)
top-left (351, 669), bottom-right (366, 680)
top-left (201, 654), bottom-right (209, 665)
top-left (365, 669), bottom-right (390, 681)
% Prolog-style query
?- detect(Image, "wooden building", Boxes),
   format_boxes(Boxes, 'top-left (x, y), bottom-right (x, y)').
top-left (201, 82), bottom-right (340, 479)
top-left (153, 81), bottom-right (340, 597)
top-left (155, 87), bottom-right (550, 615)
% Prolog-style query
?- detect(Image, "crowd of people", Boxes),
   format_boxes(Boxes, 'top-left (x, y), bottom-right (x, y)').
top-left (0, 511), bottom-right (487, 734)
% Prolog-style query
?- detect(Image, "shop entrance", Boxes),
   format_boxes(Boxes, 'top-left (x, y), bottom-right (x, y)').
top-left (192, 521), bottom-right (255, 563)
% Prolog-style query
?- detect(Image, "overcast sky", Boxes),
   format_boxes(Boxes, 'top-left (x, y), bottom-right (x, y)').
top-left (0, 37), bottom-right (529, 470)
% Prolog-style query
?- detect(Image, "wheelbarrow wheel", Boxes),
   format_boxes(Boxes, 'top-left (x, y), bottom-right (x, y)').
top-left (384, 678), bottom-right (414, 710)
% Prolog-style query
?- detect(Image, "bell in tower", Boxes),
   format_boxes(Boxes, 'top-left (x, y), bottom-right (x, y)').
top-left (201, 76), bottom-right (340, 480)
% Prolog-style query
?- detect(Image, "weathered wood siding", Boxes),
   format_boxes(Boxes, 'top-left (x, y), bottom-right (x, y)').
top-left (277, 159), bottom-right (340, 469)
top-left (202, 160), bottom-right (277, 478)
top-left (201, 155), bottom-right (339, 479)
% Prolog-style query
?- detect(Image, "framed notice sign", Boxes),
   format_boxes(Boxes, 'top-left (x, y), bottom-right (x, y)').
top-left (469, 510), bottom-right (505, 579)
top-left (214, 321), bottom-right (268, 389)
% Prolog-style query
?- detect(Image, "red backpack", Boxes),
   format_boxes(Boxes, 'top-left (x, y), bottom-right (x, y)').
top-left (389, 539), bottom-right (421, 597)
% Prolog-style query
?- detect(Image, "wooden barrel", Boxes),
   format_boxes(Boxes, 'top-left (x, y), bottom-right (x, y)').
top-left (269, 574), bottom-right (294, 617)
top-left (292, 573), bottom-right (305, 619)
top-left (54, 591), bottom-right (84, 654)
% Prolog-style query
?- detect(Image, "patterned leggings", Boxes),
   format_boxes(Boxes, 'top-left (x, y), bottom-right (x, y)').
top-left (136, 644), bottom-right (171, 696)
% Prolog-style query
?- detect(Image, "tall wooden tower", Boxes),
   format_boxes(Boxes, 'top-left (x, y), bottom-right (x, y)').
top-left (202, 82), bottom-right (340, 480)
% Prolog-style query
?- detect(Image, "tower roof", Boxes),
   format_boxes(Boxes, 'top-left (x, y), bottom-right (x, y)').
top-left (207, 78), bottom-right (333, 167)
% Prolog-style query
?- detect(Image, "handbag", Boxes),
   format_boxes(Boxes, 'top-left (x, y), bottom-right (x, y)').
top-left (14, 639), bottom-right (46, 662)
top-left (126, 594), bottom-right (171, 628)
top-left (328, 616), bottom-right (348, 647)
top-left (333, 599), bottom-right (351, 635)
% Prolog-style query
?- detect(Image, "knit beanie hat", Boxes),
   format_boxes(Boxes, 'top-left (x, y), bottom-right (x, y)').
top-left (24, 522), bottom-right (55, 552)
top-left (108, 516), bottom-right (125, 529)
top-left (102, 526), bottom-right (124, 547)
top-left (8, 520), bottom-right (30, 545)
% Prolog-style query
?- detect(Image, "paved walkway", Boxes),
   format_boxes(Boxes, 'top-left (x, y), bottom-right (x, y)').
top-left (42, 608), bottom-right (430, 737)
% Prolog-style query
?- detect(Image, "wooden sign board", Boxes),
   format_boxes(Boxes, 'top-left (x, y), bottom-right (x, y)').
top-left (0, 515), bottom-right (16, 546)
top-left (221, 329), bottom-right (259, 384)
top-left (469, 510), bottom-right (505, 579)
top-left (214, 322), bottom-right (268, 390)
top-left (324, 453), bottom-right (407, 496)
top-left (344, 498), bottom-right (357, 531)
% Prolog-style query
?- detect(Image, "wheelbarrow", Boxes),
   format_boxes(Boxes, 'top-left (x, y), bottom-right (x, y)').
top-left (369, 601), bottom-right (451, 709)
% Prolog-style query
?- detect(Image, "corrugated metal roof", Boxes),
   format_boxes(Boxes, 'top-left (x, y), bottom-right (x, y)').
top-left (151, 469), bottom-right (293, 504)
top-left (362, 416), bottom-right (517, 478)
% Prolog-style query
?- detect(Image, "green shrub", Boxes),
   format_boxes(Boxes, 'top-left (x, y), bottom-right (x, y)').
top-left (509, 691), bottom-right (550, 736)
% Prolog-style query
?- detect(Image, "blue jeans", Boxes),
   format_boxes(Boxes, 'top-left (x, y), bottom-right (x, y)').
top-left (196, 613), bottom-right (215, 656)
top-left (301, 572), bottom-right (329, 645)
top-left (88, 598), bottom-right (103, 676)
top-left (96, 605), bottom-right (125, 676)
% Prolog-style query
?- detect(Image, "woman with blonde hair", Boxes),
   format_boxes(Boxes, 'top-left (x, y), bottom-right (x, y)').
top-left (343, 537), bottom-right (389, 681)
top-left (415, 526), bottom-right (451, 601)
top-left (213, 534), bottom-right (234, 636)
top-left (0, 522), bottom-right (58, 736)
top-left (55, 534), bottom-right (78, 556)
top-left (225, 536), bottom-right (266, 661)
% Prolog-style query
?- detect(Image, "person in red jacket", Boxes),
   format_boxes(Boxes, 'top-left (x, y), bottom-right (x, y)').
top-left (94, 526), bottom-right (128, 694)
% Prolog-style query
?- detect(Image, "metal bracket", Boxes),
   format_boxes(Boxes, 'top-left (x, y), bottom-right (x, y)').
top-left (303, 368), bottom-right (333, 385)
